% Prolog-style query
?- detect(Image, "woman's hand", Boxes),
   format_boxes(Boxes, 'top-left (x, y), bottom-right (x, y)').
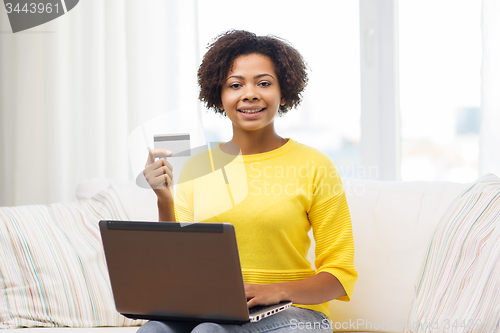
top-left (244, 272), bottom-right (346, 308)
top-left (245, 283), bottom-right (287, 308)
top-left (143, 149), bottom-right (176, 221)
top-left (143, 149), bottom-right (173, 193)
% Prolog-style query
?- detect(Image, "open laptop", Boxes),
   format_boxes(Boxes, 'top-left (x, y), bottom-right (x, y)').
top-left (99, 221), bottom-right (292, 324)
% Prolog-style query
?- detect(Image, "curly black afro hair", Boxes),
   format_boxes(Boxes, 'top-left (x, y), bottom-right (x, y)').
top-left (198, 30), bottom-right (309, 116)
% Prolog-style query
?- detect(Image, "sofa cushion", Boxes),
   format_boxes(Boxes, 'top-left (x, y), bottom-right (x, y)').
top-left (0, 328), bottom-right (139, 333)
top-left (405, 174), bottom-right (500, 332)
top-left (0, 183), bottom-right (146, 328)
top-left (328, 178), bottom-right (469, 332)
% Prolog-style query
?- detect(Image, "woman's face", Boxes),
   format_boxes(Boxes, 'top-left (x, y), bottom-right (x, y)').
top-left (220, 53), bottom-right (285, 135)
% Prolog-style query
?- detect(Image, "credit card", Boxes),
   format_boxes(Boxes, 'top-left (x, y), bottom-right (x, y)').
top-left (154, 133), bottom-right (191, 158)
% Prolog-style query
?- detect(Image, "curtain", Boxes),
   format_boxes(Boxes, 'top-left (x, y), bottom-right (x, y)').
top-left (480, 0), bottom-right (500, 177)
top-left (0, 0), bottom-right (202, 206)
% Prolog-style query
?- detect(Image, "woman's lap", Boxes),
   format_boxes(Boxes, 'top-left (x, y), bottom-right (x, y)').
top-left (136, 306), bottom-right (331, 333)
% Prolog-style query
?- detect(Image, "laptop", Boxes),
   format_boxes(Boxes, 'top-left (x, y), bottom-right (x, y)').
top-left (99, 220), bottom-right (292, 324)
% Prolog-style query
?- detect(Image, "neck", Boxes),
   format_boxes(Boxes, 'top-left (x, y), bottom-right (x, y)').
top-left (224, 126), bottom-right (287, 155)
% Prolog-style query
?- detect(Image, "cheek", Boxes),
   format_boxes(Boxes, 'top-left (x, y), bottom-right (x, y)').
top-left (220, 91), bottom-right (235, 106)
top-left (223, 93), bottom-right (241, 112)
top-left (266, 92), bottom-right (283, 106)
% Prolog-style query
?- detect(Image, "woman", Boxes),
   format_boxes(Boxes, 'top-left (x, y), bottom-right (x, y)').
top-left (140, 30), bottom-right (357, 333)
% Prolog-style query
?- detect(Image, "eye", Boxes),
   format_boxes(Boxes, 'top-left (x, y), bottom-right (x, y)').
top-left (259, 81), bottom-right (271, 87)
top-left (229, 83), bottom-right (242, 89)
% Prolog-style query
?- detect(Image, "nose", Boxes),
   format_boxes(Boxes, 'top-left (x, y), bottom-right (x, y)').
top-left (241, 85), bottom-right (260, 101)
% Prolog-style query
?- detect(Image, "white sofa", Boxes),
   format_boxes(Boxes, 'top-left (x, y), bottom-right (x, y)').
top-left (1, 175), bottom-right (499, 332)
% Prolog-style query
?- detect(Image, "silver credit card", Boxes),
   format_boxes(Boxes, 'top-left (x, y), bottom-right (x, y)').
top-left (154, 133), bottom-right (191, 157)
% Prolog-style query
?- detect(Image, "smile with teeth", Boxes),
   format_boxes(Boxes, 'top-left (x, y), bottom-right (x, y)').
top-left (238, 108), bottom-right (265, 114)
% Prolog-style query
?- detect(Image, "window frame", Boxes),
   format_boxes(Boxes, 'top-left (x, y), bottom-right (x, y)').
top-left (359, 0), bottom-right (401, 180)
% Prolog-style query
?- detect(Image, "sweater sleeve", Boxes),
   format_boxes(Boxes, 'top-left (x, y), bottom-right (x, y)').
top-left (308, 162), bottom-right (358, 302)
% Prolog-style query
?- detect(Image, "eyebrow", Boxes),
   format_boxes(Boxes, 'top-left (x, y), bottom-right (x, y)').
top-left (226, 73), bottom-right (275, 81)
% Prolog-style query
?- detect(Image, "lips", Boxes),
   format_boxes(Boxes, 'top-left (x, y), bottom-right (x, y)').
top-left (237, 107), bottom-right (265, 114)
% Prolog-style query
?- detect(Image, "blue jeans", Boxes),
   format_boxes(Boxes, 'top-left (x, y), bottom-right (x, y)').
top-left (136, 306), bottom-right (332, 333)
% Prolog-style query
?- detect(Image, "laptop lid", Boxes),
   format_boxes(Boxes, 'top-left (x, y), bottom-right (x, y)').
top-left (99, 221), bottom-right (251, 324)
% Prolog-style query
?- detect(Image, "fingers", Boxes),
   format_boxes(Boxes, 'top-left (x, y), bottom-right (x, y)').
top-left (247, 298), bottom-right (258, 309)
top-left (246, 292), bottom-right (266, 309)
top-left (244, 283), bottom-right (284, 308)
top-left (144, 149), bottom-right (173, 190)
top-left (146, 149), bottom-right (172, 167)
top-left (144, 158), bottom-right (173, 180)
top-left (147, 171), bottom-right (171, 189)
top-left (245, 283), bottom-right (263, 308)
top-left (148, 160), bottom-right (173, 178)
top-left (143, 157), bottom-right (174, 190)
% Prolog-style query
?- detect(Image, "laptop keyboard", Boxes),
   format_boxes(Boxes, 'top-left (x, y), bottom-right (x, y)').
top-left (248, 305), bottom-right (268, 314)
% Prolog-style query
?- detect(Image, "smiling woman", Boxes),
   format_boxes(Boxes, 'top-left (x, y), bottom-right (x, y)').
top-left (197, 30), bottom-right (308, 116)
top-left (196, 30), bottom-right (308, 155)
top-left (220, 54), bottom-right (286, 153)
top-left (140, 29), bottom-right (357, 333)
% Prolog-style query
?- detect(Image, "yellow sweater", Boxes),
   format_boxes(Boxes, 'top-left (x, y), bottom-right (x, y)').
top-left (174, 139), bottom-right (357, 318)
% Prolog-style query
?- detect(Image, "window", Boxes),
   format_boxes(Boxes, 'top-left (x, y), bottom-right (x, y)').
top-left (197, 1), bottom-right (482, 182)
top-left (399, 0), bottom-right (482, 182)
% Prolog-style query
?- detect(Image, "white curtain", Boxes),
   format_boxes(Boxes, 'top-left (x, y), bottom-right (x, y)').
top-left (480, 0), bottom-right (500, 177)
top-left (0, 0), bottom-right (202, 206)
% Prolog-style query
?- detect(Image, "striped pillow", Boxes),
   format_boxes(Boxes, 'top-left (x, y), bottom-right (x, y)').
top-left (0, 184), bottom-right (146, 328)
top-left (405, 174), bottom-right (500, 333)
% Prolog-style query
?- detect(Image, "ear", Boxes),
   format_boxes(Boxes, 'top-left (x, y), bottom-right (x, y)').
top-left (280, 97), bottom-right (286, 106)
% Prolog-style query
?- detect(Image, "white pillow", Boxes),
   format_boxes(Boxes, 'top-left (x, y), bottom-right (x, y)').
top-left (76, 179), bottom-right (158, 222)
top-left (329, 178), bottom-right (467, 332)
top-left (405, 174), bottom-right (500, 332)
top-left (0, 183), bottom-right (146, 328)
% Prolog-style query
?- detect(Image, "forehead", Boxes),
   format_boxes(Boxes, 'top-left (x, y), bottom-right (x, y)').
top-left (228, 53), bottom-right (277, 76)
